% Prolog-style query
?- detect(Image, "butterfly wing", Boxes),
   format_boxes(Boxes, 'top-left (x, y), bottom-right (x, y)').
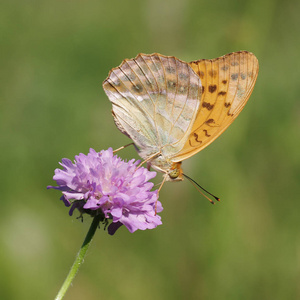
top-left (173, 51), bottom-right (259, 162)
top-left (103, 53), bottom-right (202, 160)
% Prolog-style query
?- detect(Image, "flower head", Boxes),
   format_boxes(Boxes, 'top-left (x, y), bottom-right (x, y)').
top-left (48, 148), bottom-right (163, 234)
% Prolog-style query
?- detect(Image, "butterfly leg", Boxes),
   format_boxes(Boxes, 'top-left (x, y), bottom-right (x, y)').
top-left (136, 151), bottom-right (161, 169)
top-left (113, 143), bottom-right (135, 153)
top-left (154, 174), bottom-right (168, 214)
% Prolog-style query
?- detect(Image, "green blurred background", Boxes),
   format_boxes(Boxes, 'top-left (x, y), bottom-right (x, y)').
top-left (1, 0), bottom-right (299, 299)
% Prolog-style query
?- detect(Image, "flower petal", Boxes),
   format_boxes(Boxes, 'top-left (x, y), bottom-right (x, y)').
top-left (48, 148), bottom-right (163, 234)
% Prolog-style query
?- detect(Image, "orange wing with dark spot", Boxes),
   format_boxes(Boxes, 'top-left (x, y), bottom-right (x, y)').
top-left (173, 51), bottom-right (259, 162)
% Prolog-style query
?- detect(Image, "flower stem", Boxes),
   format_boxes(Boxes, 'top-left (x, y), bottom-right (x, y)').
top-left (54, 214), bottom-right (102, 300)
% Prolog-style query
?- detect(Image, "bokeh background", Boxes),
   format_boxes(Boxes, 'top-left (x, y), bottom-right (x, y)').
top-left (1, 0), bottom-right (300, 299)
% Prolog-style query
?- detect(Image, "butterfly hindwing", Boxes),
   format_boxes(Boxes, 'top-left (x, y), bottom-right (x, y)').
top-left (103, 53), bottom-right (202, 160)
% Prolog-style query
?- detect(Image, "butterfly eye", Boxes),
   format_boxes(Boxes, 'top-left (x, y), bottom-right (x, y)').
top-left (169, 168), bottom-right (180, 179)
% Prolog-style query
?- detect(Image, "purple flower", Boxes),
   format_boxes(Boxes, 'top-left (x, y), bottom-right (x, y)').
top-left (48, 148), bottom-right (163, 234)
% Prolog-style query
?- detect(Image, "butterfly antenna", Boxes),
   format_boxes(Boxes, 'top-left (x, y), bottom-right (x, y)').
top-left (182, 173), bottom-right (220, 204)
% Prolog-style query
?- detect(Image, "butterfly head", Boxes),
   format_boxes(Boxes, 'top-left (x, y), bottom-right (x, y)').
top-left (166, 162), bottom-right (183, 182)
top-left (150, 155), bottom-right (184, 182)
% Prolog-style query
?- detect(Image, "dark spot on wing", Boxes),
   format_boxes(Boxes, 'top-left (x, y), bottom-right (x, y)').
top-left (198, 71), bottom-right (205, 79)
top-left (241, 73), bottom-right (247, 80)
top-left (221, 65), bottom-right (229, 71)
top-left (202, 102), bottom-right (214, 110)
top-left (132, 84), bottom-right (143, 93)
top-left (193, 133), bottom-right (202, 144)
top-left (166, 66), bottom-right (176, 74)
top-left (208, 70), bottom-right (217, 77)
top-left (218, 91), bottom-right (226, 96)
top-left (201, 86), bottom-right (205, 93)
top-left (168, 81), bottom-right (177, 88)
top-left (206, 118), bottom-right (215, 124)
top-left (222, 80), bottom-right (227, 84)
top-left (224, 102), bottom-right (231, 108)
top-left (203, 129), bottom-right (211, 137)
top-left (208, 85), bottom-right (217, 93)
top-left (231, 73), bottom-right (238, 80)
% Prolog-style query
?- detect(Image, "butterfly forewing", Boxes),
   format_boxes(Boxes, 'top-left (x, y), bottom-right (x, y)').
top-left (103, 53), bottom-right (202, 160)
top-left (173, 51), bottom-right (259, 162)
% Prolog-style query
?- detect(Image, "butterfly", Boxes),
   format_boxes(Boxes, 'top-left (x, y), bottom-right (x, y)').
top-left (103, 51), bottom-right (259, 185)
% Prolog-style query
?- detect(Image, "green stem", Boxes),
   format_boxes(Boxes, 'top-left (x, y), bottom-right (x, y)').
top-left (54, 214), bottom-right (102, 300)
